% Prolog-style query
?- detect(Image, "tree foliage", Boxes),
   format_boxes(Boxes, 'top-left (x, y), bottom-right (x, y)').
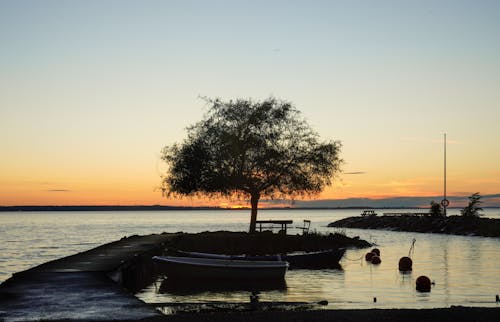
top-left (161, 97), bottom-right (342, 232)
top-left (460, 192), bottom-right (483, 217)
top-left (429, 200), bottom-right (443, 217)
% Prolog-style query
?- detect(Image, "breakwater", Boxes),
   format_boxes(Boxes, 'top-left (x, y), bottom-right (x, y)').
top-left (328, 215), bottom-right (500, 237)
top-left (0, 231), bottom-right (369, 321)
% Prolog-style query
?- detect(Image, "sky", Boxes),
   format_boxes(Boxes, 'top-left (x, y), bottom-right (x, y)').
top-left (1, 0), bottom-right (499, 208)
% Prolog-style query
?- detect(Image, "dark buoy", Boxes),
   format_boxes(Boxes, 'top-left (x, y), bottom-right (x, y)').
top-left (371, 255), bottom-right (381, 264)
top-left (399, 256), bottom-right (413, 271)
top-left (496, 295), bottom-right (499, 303)
top-left (416, 275), bottom-right (431, 292)
top-left (371, 248), bottom-right (380, 256)
top-left (373, 297), bottom-right (377, 303)
top-left (365, 252), bottom-right (374, 261)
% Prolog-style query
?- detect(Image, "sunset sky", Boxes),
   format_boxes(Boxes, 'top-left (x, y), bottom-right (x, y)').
top-left (1, 0), bottom-right (499, 207)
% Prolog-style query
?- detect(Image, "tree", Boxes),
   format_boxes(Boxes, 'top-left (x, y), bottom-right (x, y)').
top-left (429, 200), bottom-right (443, 217)
top-left (460, 192), bottom-right (483, 217)
top-left (161, 97), bottom-right (342, 233)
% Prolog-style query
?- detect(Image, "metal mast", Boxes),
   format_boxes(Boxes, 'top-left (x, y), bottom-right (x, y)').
top-left (441, 133), bottom-right (449, 216)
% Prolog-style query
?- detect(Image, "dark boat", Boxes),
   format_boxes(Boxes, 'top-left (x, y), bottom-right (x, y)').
top-left (282, 248), bottom-right (345, 268)
top-left (174, 248), bottom-right (345, 269)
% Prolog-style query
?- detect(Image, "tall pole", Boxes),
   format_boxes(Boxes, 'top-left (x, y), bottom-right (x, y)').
top-left (442, 133), bottom-right (448, 216)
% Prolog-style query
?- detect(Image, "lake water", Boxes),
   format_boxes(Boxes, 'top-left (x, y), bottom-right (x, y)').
top-left (1, 209), bottom-right (500, 310)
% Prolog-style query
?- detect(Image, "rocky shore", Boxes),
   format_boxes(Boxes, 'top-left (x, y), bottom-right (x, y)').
top-left (328, 215), bottom-right (500, 237)
top-left (139, 307), bottom-right (500, 322)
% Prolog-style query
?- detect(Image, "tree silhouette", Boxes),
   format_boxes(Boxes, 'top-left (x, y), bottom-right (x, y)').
top-left (161, 97), bottom-right (342, 233)
top-left (460, 192), bottom-right (483, 217)
top-left (429, 200), bottom-right (443, 217)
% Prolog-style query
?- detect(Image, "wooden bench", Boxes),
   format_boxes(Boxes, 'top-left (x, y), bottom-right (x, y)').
top-left (256, 220), bottom-right (293, 234)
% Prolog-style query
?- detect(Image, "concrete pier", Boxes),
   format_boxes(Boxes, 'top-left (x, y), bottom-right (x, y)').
top-left (0, 233), bottom-right (174, 321)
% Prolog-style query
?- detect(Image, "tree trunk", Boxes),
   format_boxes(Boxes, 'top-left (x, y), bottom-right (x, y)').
top-left (249, 192), bottom-right (260, 233)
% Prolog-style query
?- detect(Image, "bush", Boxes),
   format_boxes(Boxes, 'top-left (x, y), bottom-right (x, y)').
top-left (461, 192), bottom-right (483, 217)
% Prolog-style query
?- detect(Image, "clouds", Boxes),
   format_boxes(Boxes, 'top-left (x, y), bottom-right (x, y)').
top-left (289, 194), bottom-right (500, 208)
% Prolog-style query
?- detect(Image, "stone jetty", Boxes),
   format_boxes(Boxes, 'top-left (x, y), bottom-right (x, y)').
top-left (0, 231), bottom-right (369, 321)
top-left (328, 214), bottom-right (500, 237)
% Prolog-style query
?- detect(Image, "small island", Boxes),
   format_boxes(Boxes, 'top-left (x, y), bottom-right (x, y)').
top-left (328, 214), bottom-right (500, 237)
top-left (162, 230), bottom-right (371, 255)
top-left (329, 194), bottom-right (500, 237)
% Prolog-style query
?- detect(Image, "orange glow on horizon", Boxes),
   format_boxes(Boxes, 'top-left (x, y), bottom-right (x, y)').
top-left (1, 170), bottom-right (499, 206)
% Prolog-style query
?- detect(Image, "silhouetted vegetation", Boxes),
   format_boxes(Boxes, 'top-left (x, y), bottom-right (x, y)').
top-left (161, 98), bottom-right (342, 233)
top-left (461, 192), bottom-right (483, 217)
top-left (429, 200), bottom-right (444, 217)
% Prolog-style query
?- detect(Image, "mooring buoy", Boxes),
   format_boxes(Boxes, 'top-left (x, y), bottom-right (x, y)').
top-left (416, 275), bottom-right (431, 292)
top-left (399, 256), bottom-right (413, 271)
top-left (371, 248), bottom-right (380, 256)
top-left (371, 255), bottom-right (381, 264)
top-left (365, 252), bottom-right (374, 261)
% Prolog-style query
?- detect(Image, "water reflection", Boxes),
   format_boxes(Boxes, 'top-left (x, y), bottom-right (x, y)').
top-left (158, 277), bottom-right (287, 295)
top-left (147, 273), bottom-right (332, 314)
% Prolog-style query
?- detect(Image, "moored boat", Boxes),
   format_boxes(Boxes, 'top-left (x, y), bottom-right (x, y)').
top-left (283, 248), bottom-right (345, 268)
top-left (152, 256), bottom-right (288, 280)
top-left (173, 248), bottom-right (345, 268)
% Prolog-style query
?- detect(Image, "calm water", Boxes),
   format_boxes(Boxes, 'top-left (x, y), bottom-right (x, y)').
top-left (1, 209), bottom-right (500, 310)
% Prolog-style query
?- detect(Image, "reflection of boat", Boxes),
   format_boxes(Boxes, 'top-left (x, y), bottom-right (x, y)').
top-left (174, 248), bottom-right (345, 269)
top-left (152, 256), bottom-right (288, 280)
top-left (158, 277), bottom-right (287, 295)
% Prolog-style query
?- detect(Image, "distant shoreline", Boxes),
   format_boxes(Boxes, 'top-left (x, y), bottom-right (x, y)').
top-left (1, 205), bottom-right (498, 212)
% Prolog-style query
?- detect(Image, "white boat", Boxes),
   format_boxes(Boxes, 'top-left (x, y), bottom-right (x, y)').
top-left (152, 256), bottom-right (288, 280)
top-left (175, 249), bottom-right (345, 268)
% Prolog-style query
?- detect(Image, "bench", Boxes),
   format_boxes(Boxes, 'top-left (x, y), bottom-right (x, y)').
top-left (255, 220), bottom-right (293, 234)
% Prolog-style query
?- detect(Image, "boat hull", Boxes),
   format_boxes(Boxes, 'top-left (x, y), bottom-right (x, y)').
top-left (153, 256), bottom-right (288, 280)
top-left (283, 249), bottom-right (345, 268)
top-left (174, 248), bottom-right (345, 269)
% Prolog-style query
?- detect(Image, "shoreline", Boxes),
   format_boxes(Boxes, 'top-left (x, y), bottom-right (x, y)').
top-left (328, 215), bottom-right (500, 237)
top-left (141, 307), bottom-right (500, 322)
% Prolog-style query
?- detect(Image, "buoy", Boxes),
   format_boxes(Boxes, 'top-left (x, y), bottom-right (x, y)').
top-left (371, 248), bottom-right (380, 256)
top-left (373, 297), bottom-right (377, 303)
top-left (416, 275), bottom-right (431, 292)
top-left (365, 252), bottom-right (374, 261)
top-left (496, 295), bottom-right (499, 303)
top-left (371, 255), bottom-right (381, 264)
top-left (399, 256), bottom-right (413, 271)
